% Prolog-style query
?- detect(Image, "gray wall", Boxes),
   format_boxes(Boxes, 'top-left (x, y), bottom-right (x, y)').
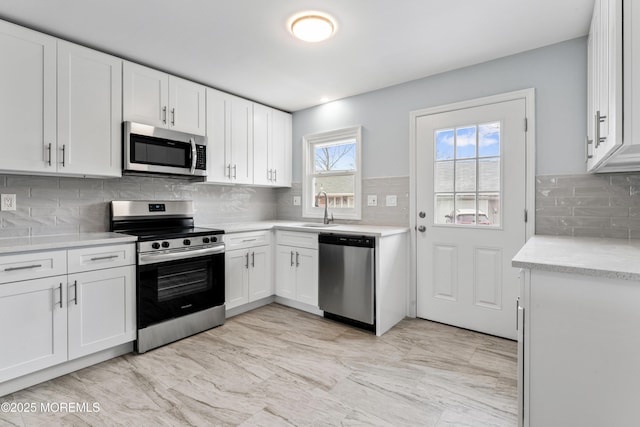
top-left (292, 37), bottom-right (587, 179)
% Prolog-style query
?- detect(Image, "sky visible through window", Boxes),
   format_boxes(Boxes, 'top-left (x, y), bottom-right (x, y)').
top-left (436, 123), bottom-right (500, 160)
top-left (314, 140), bottom-right (356, 172)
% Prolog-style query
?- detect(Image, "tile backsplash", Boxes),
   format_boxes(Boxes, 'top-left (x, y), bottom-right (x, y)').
top-left (276, 176), bottom-right (410, 226)
top-left (0, 174), bottom-right (276, 237)
top-left (536, 173), bottom-right (640, 239)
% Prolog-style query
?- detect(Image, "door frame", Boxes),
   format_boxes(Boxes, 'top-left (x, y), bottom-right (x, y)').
top-left (408, 88), bottom-right (536, 318)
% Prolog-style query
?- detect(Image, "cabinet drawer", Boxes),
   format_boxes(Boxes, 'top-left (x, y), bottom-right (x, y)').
top-left (0, 250), bottom-right (67, 284)
top-left (275, 230), bottom-right (318, 249)
top-left (224, 230), bottom-right (271, 251)
top-left (68, 244), bottom-right (135, 273)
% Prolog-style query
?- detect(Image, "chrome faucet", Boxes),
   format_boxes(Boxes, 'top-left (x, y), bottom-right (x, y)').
top-left (318, 191), bottom-right (334, 224)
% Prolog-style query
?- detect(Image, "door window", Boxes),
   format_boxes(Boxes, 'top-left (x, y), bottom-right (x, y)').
top-left (434, 122), bottom-right (501, 227)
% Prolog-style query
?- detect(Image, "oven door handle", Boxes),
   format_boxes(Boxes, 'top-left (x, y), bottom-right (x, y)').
top-left (190, 137), bottom-right (197, 175)
top-left (138, 244), bottom-right (225, 265)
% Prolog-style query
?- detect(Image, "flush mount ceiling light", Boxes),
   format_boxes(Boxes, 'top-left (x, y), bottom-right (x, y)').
top-left (289, 12), bottom-right (336, 42)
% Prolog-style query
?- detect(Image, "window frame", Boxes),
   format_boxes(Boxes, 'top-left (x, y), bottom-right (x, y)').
top-left (302, 126), bottom-right (362, 220)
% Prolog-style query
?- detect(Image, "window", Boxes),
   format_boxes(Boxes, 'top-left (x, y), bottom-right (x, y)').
top-left (433, 122), bottom-right (501, 227)
top-left (303, 126), bottom-right (362, 220)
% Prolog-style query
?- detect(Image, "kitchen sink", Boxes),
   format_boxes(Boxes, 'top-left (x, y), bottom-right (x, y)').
top-left (301, 223), bottom-right (338, 228)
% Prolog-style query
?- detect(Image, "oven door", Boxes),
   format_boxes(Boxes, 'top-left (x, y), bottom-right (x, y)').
top-left (137, 248), bottom-right (224, 329)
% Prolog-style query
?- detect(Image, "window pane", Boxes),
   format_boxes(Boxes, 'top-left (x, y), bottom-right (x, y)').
top-left (313, 175), bottom-right (355, 209)
top-left (435, 194), bottom-right (454, 224)
top-left (478, 193), bottom-right (500, 226)
top-left (455, 126), bottom-right (477, 159)
top-left (454, 193), bottom-right (476, 224)
top-left (434, 161), bottom-right (454, 192)
top-left (435, 129), bottom-right (454, 160)
top-left (314, 141), bottom-right (356, 173)
top-left (478, 158), bottom-right (500, 191)
top-left (479, 122), bottom-right (500, 157)
top-left (455, 159), bottom-right (476, 192)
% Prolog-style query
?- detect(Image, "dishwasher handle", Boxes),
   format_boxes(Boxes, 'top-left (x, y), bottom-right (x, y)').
top-left (318, 233), bottom-right (375, 248)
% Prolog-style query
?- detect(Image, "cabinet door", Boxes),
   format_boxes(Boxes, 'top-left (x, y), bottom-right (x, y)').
top-left (206, 88), bottom-right (232, 183)
top-left (0, 20), bottom-right (56, 174)
top-left (248, 245), bottom-right (272, 302)
top-left (253, 103), bottom-right (272, 186)
top-left (67, 265), bottom-right (136, 360)
top-left (0, 276), bottom-right (67, 382)
top-left (168, 75), bottom-right (206, 135)
top-left (58, 41), bottom-right (122, 177)
top-left (225, 249), bottom-right (250, 309)
top-left (275, 245), bottom-right (296, 300)
top-left (295, 248), bottom-right (319, 307)
top-left (123, 62), bottom-right (169, 128)
top-left (230, 95), bottom-right (254, 184)
top-left (271, 109), bottom-right (292, 187)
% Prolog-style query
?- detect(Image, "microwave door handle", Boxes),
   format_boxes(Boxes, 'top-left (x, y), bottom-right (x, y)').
top-left (190, 138), bottom-right (197, 174)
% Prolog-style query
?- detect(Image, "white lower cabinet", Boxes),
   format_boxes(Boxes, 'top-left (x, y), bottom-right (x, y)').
top-left (275, 231), bottom-right (319, 307)
top-left (67, 265), bottom-right (136, 359)
top-left (0, 276), bottom-right (68, 383)
top-left (0, 243), bottom-right (135, 384)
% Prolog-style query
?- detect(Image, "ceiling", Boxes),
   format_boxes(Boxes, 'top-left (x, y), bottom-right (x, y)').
top-left (0, 0), bottom-right (594, 112)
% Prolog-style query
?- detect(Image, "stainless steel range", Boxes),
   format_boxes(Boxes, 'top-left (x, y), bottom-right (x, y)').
top-left (110, 200), bottom-right (225, 353)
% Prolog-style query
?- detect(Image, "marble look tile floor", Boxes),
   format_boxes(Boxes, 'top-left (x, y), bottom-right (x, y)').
top-left (0, 304), bottom-right (517, 426)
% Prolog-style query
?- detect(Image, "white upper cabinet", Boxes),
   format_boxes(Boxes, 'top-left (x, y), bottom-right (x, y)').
top-left (206, 88), bottom-right (253, 184)
top-left (587, 0), bottom-right (640, 172)
top-left (123, 62), bottom-right (205, 135)
top-left (253, 104), bottom-right (292, 187)
top-left (0, 20), bottom-right (56, 174)
top-left (58, 41), bottom-right (122, 177)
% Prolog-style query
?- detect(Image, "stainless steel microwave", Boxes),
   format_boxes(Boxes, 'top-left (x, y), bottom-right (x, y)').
top-left (123, 122), bottom-right (207, 180)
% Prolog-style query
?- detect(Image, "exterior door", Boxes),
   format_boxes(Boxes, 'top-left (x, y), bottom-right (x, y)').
top-left (416, 98), bottom-right (527, 339)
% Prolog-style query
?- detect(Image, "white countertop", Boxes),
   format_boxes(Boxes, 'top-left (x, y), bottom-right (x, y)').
top-left (203, 220), bottom-right (410, 237)
top-left (512, 235), bottom-right (640, 280)
top-left (0, 232), bottom-right (138, 255)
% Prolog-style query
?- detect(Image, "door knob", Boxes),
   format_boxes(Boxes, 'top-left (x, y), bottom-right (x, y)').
top-left (418, 225), bottom-right (426, 232)
top-left (419, 211), bottom-right (426, 218)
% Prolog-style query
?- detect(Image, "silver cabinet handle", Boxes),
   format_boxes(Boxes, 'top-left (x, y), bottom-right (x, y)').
top-left (162, 106), bottom-right (167, 124)
top-left (273, 169), bottom-right (277, 182)
top-left (61, 145), bottom-right (66, 167)
top-left (71, 280), bottom-right (78, 305)
top-left (290, 251), bottom-right (294, 266)
top-left (595, 110), bottom-right (607, 148)
top-left (585, 137), bottom-right (593, 162)
top-left (4, 264), bottom-right (42, 272)
top-left (171, 108), bottom-right (176, 126)
top-left (245, 252), bottom-right (249, 269)
top-left (251, 251), bottom-right (255, 268)
top-left (242, 238), bottom-right (257, 242)
top-left (268, 169), bottom-right (272, 181)
top-left (57, 283), bottom-right (63, 308)
top-left (233, 164), bottom-right (237, 179)
top-left (516, 298), bottom-right (519, 331)
top-left (295, 251), bottom-right (300, 267)
top-left (90, 255), bottom-right (119, 261)
top-left (226, 164), bottom-right (231, 178)
top-left (418, 225), bottom-right (426, 232)
top-left (47, 143), bottom-right (52, 166)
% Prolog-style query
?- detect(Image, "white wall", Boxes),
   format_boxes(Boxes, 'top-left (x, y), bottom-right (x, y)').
top-left (292, 37), bottom-right (587, 179)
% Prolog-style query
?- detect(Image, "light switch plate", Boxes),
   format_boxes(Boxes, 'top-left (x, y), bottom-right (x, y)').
top-left (367, 195), bottom-right (378, 207)
top-left (1, 194), bottom-right (16, 211)
top-left (293, 196), bottom-right (301, 206)
top-left (386, 195), bottom-right (398, 207)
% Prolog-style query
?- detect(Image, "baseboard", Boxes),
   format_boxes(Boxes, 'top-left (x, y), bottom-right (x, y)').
top-left (225, 296), bottom-right (276, 318)
top-left (274, 296), bottom-right (324, 316)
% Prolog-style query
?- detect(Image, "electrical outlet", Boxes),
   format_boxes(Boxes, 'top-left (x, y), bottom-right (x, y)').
top-left (293, 196), bottom-right (301, 206)
top-left (367, 194), bottom-right (378, 207)
top-left (386, 195), bottom-right (398, 207)
top-left (1, 194), bottom-right (16, 211)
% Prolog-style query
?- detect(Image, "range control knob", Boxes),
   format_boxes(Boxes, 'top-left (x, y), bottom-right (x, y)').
top-left (211, 236), bottom-right (218, 242)
top-left (151, 242), bottom-right (161, 250)
top-left (202, 237), bottom-right (210, 244)
top-left (161, 241), bottom-right (170, 248)
top-left (183, 239), bottom-right (191, 246)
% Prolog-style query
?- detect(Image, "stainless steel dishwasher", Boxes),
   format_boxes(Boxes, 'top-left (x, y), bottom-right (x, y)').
top-left (318, 233), bottom-right (375, 331)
